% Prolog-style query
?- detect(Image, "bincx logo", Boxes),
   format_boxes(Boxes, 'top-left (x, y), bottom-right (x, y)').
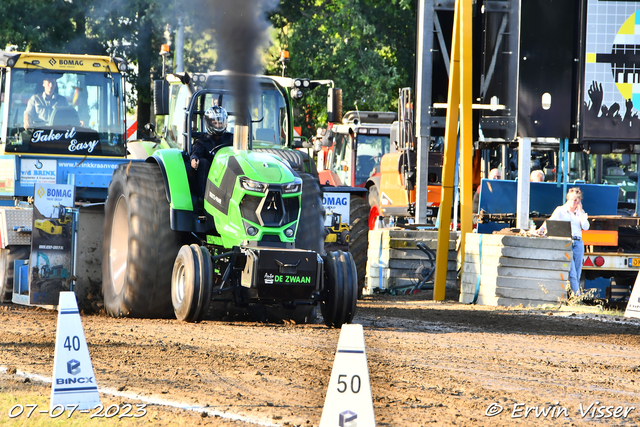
top-left (67, 359), bottom-right (81, 375)
top-left (339, 410), bottom-right (357, 427)
top-left (49, 58), bottom-right (57, 66)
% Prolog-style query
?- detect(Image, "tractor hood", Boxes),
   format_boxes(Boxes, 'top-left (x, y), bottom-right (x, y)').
top-left (211, 147), bottom-right (298, 186)
top-left (204, 146), bottom-right (302, 249)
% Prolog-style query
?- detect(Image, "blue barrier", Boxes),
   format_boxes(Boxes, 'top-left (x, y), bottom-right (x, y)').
top-left (478, 179), bottom-right (618, 216)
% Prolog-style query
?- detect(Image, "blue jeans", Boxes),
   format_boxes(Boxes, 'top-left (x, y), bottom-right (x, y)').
top-left (570, 239), bottom-right (584, 296)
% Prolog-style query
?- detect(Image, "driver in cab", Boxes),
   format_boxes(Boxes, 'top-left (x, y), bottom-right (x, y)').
top-left (190, 105), bottom-right (233, 208)
top-left (23, 76), bottom-right (68, 129)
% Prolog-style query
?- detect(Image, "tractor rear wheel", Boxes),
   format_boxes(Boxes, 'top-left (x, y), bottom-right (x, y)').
top-left (349, 195), bottom-right (368, 298)
top-left (321, 250), bottom-right (357, 327)
top-left (102, 162), bottom-right (181, 318)
top-left (0, 246), bottom-right (30, 302)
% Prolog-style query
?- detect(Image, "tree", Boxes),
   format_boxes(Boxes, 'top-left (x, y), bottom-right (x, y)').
top-left (87, 0), bottom-right (174, 136)
top-left (0, 0), bottom-right (101, 54)
top-left (269, 0), bottom-right (416, 137)
top-left (0, 0), bottom-right (417, 139)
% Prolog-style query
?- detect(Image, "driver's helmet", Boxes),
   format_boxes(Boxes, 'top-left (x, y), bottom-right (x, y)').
top-left (204, 106), bottom-right (228, 135)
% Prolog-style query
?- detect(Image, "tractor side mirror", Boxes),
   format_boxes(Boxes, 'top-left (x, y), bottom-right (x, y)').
top-left (322, 129), bottom-right (334, 147)
top-left (153, 79), bottom-right (169, 116)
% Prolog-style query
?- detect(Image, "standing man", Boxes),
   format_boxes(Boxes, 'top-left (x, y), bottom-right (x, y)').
top-left (23, 76), bottom-right (68, 128)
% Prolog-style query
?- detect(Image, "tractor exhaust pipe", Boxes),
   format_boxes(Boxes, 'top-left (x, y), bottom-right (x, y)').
top-left (233, 124), bottom-right (250, 151)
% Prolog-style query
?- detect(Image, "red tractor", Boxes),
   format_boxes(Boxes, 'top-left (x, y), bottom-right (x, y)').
top-left (315, 110), bottom-right (397, 298)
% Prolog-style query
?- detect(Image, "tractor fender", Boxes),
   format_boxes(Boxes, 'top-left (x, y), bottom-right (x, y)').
top-left (127, 140), bottom-right (159, 159)
top-left (148, 149), bottom-right (194, 211)
top-left (128, 138), bottom-right (177, 160)
top-left (366, 174), bottom-right (381, 192)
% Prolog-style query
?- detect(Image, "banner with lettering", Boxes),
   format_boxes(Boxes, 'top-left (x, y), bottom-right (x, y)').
top-left (4, 126), bottom-right (125, 157)
top-left (29, 183), bottom-right (75, 305)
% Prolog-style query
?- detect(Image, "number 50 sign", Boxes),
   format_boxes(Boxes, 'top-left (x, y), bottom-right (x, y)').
top-left (320, 325), bottom-right (376, 427)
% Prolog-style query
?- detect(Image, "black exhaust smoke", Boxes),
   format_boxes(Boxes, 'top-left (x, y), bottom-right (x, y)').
top-left (212, 0), bottom-right (278, 126)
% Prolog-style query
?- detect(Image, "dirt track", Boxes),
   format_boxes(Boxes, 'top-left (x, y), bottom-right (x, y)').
top-left (2, 290), bottom-right (640, 426)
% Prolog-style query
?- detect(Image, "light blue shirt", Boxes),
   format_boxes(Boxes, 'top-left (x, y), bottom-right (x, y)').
top-left (549, 204), bottom-right (589, 238)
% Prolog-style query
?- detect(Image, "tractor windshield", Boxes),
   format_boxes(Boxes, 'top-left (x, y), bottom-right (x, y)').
top-left (331, 131), bottom-right (390, 187)
top-left (165, 76), bottom-right (289, 151)
top-left (355, 133), bottom-right (389, 186)
top-left (1, 68), bottom-right (126, 156)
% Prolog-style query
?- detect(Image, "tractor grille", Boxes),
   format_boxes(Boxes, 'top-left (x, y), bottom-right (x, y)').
top-left (240, 191), bottom-right (300, 227)
top-left (240, 195), bottom-right (261, 224)
top-left (282, 196), bottom-right (300, 225)
top-left (260, 191), bottom-right (285, 227)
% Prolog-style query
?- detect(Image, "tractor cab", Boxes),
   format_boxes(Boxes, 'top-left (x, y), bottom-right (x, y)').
top-left (0, 52), bottom-right (127, 157)
top-left (159, 73), bottom-right (291, 153)
top-left (182, 89), bottom-right (237, 155)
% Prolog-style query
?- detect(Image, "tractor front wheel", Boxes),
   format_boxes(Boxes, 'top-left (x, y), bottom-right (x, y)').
top-left (171, 244), bottom-right (213, 322)
top-left (321, 250), bottom-right (357, 327)
top-left (102, 162), bottom-right (182, 318)
top-left (295, 172), bottom-right (325, 255)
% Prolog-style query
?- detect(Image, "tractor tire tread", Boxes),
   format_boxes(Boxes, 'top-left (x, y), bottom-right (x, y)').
top-left (103, 162), bottom-right (181, 318)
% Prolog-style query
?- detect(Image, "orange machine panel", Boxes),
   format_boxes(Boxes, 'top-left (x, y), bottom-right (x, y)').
top-left (380, 152), bottom-right (413, 208)
top-left (582, 230), bottom-right (618, 247)
top-left (427, 185), bottom-right (441, 207)
top-left (318, 170), bottom-right (342, 187)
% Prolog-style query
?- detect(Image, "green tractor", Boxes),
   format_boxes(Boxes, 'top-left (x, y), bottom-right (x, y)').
top-left (102, 73), bottom-right (357, 327)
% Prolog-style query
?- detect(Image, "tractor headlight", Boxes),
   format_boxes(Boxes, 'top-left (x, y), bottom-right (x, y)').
top-left (285, 227), bottom-right (295, 238)
top-left (247, 226), bottom-right (258, 236)
top-left (240, 177), bottom-right (268, 193)
top-left (290, 88), bottom-right (303, 100)
top-left (282, 179), bottom-right (302, 194)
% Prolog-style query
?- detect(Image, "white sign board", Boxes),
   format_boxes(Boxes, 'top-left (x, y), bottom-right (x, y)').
top-left (20, 159), bottom-right (57, 185)
top-left (51, 292), bottom-right (101, 410)
top-left (30, 183), bottom-right (75, 305)
top-left (319, 324), bottom-right (376, 427)
top-left (624, 271), bottom-right (640, 319)
top-left (323, 192), bottom-right (350, 226)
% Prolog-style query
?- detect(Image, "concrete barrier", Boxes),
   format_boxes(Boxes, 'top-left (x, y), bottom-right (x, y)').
top-left (460, 233), bottom-right (572, 307)
top-left (365, 229), bottom-right (458, 295)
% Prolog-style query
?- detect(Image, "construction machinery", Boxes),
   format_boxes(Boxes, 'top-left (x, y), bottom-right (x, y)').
top-left (0, 51), bottom-right (130, 304)
top-left (33, 205), bottom-right (72, 238)
top-left (316, 110), bottom-right (396, 296)
top-left (368, 88), bottom-right (443, 228)
top-left (101, 68), bottom-right (357, 326)
top-left (432, 0), bottom-right (640, 306)
top-left (324, 212), bottom-right (350, 246)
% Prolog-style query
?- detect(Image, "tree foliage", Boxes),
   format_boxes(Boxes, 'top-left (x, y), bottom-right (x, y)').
top-left (268, 0), bottom-right (416, 137)
top-left (0, 0), bottom-right (416, 138)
